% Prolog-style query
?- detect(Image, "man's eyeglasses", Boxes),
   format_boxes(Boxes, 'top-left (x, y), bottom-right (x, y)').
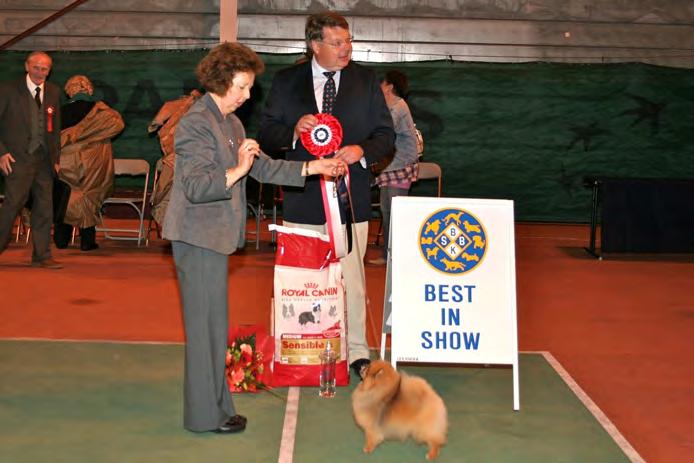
top-left (319, 37), bottom-right (354, 49)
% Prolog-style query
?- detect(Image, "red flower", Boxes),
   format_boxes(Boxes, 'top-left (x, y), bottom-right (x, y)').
top-left (224, 331), bottom-right (270, 393)
top-left (239, 343), bottom-right (253, 365)
top-left (230, 366), bottom-right (245, 385)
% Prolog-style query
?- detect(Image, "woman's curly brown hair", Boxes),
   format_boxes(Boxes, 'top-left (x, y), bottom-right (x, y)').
top-left (196, 42), bottom-right (265, 96)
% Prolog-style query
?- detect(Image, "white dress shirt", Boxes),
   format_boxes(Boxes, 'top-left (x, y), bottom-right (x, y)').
top-left (26, 74), bottom-right (44, 104)
top-left (311, 57), bottom-right (341, 111)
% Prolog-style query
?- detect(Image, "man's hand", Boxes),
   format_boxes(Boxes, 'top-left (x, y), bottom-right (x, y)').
top-left (308, 158), bottom-right (347, 177)
top-left (0, 152), bottom-right (15, 176)
top-left (334, 145), bottom-right (364, 165)
top-left (294, 114), bottom-right (318, 139)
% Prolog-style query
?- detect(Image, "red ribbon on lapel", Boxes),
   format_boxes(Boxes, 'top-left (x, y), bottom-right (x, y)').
top-left (46, 106), bottom-right (54, 133)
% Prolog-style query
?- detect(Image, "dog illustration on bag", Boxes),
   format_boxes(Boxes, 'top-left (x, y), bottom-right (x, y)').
top-left (282, 303), bottom-right (295, 319)
top-left (298, 302), bottom-right (321, 326)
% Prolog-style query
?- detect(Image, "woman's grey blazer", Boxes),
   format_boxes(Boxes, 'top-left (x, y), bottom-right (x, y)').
top-left (162, 93), bottom-right (304, 255)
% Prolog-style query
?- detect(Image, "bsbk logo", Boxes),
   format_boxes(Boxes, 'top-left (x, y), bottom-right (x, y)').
top-left (418, 208), bottom-right (487, 275)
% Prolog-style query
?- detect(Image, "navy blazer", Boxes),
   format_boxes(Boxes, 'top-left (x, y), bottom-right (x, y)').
top-left (258, 60), bottom-right (394, 224)
top-left (0, 78), bottom-right (61, 165)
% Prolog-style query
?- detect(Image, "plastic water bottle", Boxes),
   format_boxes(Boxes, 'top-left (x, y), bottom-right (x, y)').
top-left (319, 340), bottom-right (337, 397)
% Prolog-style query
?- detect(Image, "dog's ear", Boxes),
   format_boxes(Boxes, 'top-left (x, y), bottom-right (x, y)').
top-left (364, 363), bottom-right (373, 376)
top-left (366, 363), bottom-right (385, 379)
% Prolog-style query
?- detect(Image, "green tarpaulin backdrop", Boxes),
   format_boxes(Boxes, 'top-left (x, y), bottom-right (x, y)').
top-left (2, 50), bottom-right (693, 222)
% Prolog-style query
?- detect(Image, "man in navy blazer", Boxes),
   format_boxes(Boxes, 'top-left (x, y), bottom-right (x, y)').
top-left (0, 51), bottom-right (62, 268)
top-left (258, 12), bottom-right (395, 378)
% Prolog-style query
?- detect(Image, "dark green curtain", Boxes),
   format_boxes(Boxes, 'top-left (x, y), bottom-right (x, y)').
top-left (2, 50), bottom-right (693, 222)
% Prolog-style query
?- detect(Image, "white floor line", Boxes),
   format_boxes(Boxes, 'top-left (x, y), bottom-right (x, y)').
top-left (278, 387), bottom-right (300, 463)
top-left (538, 351), bottom-right (646, 463)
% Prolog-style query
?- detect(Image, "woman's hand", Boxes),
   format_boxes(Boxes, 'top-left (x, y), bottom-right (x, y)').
top-left (225, 138), bottom-right (260, 188)
top-left (237, 138), bottom-right (260, 172)
top-left (307, 158), bottom-right (347, 178)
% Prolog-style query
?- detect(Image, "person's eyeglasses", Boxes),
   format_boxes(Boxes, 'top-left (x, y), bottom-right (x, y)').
top-left (319, 37), bottom-right (354, 49)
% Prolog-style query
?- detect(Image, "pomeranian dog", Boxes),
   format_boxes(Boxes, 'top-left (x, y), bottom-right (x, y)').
top-left (351, 360), bottom-right (447, 460)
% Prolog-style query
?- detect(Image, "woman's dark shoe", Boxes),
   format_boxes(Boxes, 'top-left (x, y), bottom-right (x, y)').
top-left (80, 242), bottom-right (99, 251)
top-left (212, 415), bottom-right (247, 434)
top-left (80, 227), bottom-right (99, 251)
top-left (53, 222), bottom-right (73, 249)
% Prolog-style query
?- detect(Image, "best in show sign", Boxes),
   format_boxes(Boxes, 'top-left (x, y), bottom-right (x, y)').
top-left (388, 197), bottom-right (519, 410)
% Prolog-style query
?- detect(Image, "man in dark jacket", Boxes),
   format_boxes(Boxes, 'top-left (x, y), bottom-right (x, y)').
top-left (0, 51), bottom-right (62, 268)
top-left (258, 12), bottom-right (395, 378)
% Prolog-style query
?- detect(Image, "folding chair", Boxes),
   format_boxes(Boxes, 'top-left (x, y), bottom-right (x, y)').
top-left (145, 158), bottom-right (164, 245)
top-left (97, 158), bottom-right (150, 246)
top-left (7, 186), bottom-right (79, 247)
top-left (416, 162), bottom-right (442, 197)
top-left (1, 194), bottom-right (29, 245)
top-left (245, 178), bottom-right (264, 250)
top-left (270, 185), bottom-right (283, 246)
top-left (371, 186), bottom-right (383, 246)
top-left (14, 208), bottom-right (31, 244)
top-left (372, 162), bottom-right (443, 245)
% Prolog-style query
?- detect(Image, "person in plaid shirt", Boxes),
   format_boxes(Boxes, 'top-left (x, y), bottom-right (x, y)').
top-left (370, 70), bottom-right (419, 265)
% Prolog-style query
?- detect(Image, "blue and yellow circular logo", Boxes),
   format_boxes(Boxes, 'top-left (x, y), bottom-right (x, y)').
top-left (418, 208), bottom-right (487, 274)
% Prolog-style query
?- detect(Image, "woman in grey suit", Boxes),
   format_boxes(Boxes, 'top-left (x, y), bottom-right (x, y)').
top-left (162, 42), bottom-right (345, 434)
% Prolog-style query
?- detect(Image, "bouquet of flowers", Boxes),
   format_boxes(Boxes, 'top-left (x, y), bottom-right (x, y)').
top-left (225, 325), bottom-right (273, 393)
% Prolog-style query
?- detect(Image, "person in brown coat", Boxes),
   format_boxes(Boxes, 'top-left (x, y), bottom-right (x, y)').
top-left (53, 75), bottom-right (125, 251)
top-left (147, 89), bottom-right (202, 226)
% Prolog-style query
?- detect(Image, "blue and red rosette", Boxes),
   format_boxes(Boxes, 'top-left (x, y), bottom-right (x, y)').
top-left (300, 113), bottom-right (343, 157)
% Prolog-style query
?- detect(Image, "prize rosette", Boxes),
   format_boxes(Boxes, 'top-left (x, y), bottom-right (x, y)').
top-left (300, 113), bottom-right (343, 157)
top-left (299, 113), bottom-right (348, 258)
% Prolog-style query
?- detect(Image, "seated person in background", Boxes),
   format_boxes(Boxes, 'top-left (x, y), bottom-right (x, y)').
top-left (54, 75), bottom-right (124, 251)
top-left (147, 89), bottom-right (202, 226)
top-left (369, 70), bottom-right (419, 265)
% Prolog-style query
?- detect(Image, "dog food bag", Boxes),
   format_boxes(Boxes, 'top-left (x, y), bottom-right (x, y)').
top-left (270, 225), bottom-right (349, 387)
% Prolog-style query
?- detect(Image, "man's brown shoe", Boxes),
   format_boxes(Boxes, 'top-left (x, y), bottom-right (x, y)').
top-left (368, 257), bottom-right (387, 266)
top-left (31, 258), bottom-right (63, 269)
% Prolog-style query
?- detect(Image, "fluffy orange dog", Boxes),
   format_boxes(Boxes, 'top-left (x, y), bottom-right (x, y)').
top-left (351, 360), bottom-right (448, 460)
